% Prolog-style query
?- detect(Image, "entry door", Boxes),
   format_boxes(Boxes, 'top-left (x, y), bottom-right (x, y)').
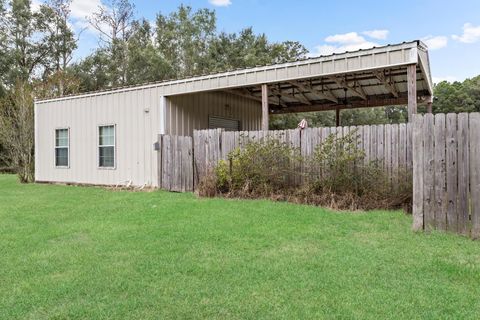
top-left (208, 116), bottom-right (240, 131)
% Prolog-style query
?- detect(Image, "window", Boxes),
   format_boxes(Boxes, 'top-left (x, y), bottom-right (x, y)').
top-left (99, 125), bottom-right (115, 168)
top-left (55, 128), bottom-right (69, 167)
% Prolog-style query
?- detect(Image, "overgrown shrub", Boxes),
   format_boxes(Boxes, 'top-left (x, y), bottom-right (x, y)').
top-left (215, 138), bottom-right (300, 196)
top-left (197, 131), bottom-right (412, 211)
top-left (306, 130), bottom-right (365, 194)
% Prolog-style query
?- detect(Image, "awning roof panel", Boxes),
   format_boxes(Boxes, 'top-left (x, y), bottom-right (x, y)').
top-left (36, 40), bottom-right (432, 107)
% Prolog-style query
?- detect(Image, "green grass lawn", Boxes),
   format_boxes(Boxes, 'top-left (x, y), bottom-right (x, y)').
top-left (1, 174), bottom-right (479, 319)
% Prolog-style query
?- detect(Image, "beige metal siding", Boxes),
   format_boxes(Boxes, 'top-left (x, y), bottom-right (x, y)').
top-left (165, 91), bottom-right (262, 136)
top-left (35, 87), bottom-right (162, 187)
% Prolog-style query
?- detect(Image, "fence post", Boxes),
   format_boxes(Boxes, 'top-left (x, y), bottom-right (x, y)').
top-left (157, 134), bottom-right (163, 188)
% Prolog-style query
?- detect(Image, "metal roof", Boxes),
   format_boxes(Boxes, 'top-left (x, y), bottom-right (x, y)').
top-left (36, 40), bottom-right (432, 106)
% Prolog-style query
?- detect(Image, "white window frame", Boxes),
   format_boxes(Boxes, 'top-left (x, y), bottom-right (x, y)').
top-left (54, 127), bottom-right (70, 168)
top-left (97, 124), bottom-right (116, 169)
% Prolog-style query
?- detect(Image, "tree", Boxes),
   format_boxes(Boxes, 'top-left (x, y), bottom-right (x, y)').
top-left (88, 0), bottom-right (135, 86)
top-left (0, 0), bottom-right (78, 181)
top-left (126, 19), bottom-right (170, 84)
top-left (207, 28), bottom-right (307, 72)
top-left (0, 0), bottom-right (47, 85)
top-left (69, 50), bottom-right (111, 92)
top-left (39, 0), bottom-right (77, 95)
top-left (155, 5), bottom-right (216, 78)
top-left (432, 76), bottom-right (480, 113)
top-left (0, 81), bottom-right (34, 182)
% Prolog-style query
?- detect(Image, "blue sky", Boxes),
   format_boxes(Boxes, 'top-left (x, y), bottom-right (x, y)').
top-left (35, 0), bottom-right (480, 83)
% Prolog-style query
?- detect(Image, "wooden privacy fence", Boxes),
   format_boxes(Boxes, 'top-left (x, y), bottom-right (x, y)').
top-left (412, 113), bottom-right (480, 238)
top-left (157, 134), bottom-right (194, 192)
top-left (193, 123), bottom-right (413, 186)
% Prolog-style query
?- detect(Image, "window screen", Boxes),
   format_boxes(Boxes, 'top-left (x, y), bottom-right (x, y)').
top-left (99, 125), bottom-right (115, 168)
top-left (208, 116), bottom-right (240, 131)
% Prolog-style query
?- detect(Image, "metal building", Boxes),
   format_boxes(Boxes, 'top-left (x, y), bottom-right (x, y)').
top-left (35, 40), bottom-right (433, 187)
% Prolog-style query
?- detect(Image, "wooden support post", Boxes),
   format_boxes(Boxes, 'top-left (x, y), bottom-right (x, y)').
top-left (407, 64), bottom-right (417, 121)
top-left (261, 84), bottom-right (269, 131)
top-left (427, 102), bottom-right (432, 113)
top-left (426, 96), bottom-right (433, 113)
top-left (336, 107), bottom-right (340, 127)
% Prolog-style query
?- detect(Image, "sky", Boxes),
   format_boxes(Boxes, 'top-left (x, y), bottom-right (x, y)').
top-left (34, 0), bottom-right (480, 83)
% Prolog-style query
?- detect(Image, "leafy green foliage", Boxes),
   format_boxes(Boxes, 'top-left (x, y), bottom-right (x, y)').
top-left (270, 106), bottom-right (408, 130)
top-left (71, 4), bottom-right (307, 91)
top-left (308, 130), bottom-right (366, 194)
top-left (200, 131), bottom-right (412, 211)
top-left (215, 137), bottom-right (300, 195)
top-left (433, 76), bottom-right (480, 113)
top-left (0, 81), bottom-right (35, 182)
top-left (306, 131), bottom-right (412, 210)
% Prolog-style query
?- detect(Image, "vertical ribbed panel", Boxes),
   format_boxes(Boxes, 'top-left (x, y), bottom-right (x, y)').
top-left (35, 87), bottom-right (162, 187)
top-left (165, 91), bottom-right (262, 136)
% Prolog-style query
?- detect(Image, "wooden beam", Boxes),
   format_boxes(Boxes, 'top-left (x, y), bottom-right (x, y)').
top-left (330, 77), bottom-right (367, 100)
top-left (224, 89), bottom-right (285, 107)
top-left (374, 70), bottom-right (399, 98)
top-left (292, 89), bottom-right (312, 105)
top-left (270, 95), bottom-right (411, 114)
top-left (224, 89), bottom-right (263, 103)
top-left (270, 86), bottom-right (305, 105)
top-left (288, 81), bottom-right (338, 104)
top-left (261, 84), bottom-right (269, 130)
top-left (407, 64), bottom-right (417, 121)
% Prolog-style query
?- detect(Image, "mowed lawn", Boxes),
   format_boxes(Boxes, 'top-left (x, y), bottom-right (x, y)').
top-left (1, 175), bottom-right (480, 319)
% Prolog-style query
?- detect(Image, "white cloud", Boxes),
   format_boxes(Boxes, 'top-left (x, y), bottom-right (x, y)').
top-left (362, 29), bottom-right (389, 40)
top-left (31, 0), bottom-right (42, 11)
top-left (68, 0), bottom-right (109, 37)
top-left (209, 0), bottom-right (232, 7)
top-left (452, 23), bottom-right (480, 43)
top-left (422, 35), bottom-right (448, 50)
top-left (325, 32), bottom-right (365, 44)
top-left (432, 76), bottom-right (457, 84)
top-left (309, 31), bottom-right (380, 56)
top-left (70, 0), bottom-right (102, 20)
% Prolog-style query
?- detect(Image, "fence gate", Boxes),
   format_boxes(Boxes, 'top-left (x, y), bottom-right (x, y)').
top-left (157, 134), bottom-right (194, 192)
top-left (412, 112), bottom-right (480, 239)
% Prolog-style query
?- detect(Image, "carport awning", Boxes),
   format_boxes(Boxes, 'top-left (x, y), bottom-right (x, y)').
top-left (219, 41), bottom-right (433, 115)
top-left (36, 40), bottom-right (432, 118)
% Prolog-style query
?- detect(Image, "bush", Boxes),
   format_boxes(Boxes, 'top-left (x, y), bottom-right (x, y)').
top-left (306, 130), bottom-right (365, 194)
top-left (215, 138), bottom-right (300, 196)
top-left (197, 131), bottom-right (412, 211)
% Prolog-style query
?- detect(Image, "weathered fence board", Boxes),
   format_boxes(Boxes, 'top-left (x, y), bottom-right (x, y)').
top-left (457, 113), bottom-right (469, 235)
top-left (412, 115), bottom-right (424, 231)
top-left (158, 134), bottom-right (194, 192)
top-left (412, 112), bottom-right (480, 239)
top-left (192, 124), bottom-right (412, 189)
top-left (446, 113), bottom-right (458, 232)
top-left (423, 114), bottom-right (435, 230)
top-left (434, 114), bottom-right (447, 230)
top-left (470, 113), bottom-right (480, 239)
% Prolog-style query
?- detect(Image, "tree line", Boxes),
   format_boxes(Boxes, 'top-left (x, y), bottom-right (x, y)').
top-left (0, 0), bottom-right (479, 182)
